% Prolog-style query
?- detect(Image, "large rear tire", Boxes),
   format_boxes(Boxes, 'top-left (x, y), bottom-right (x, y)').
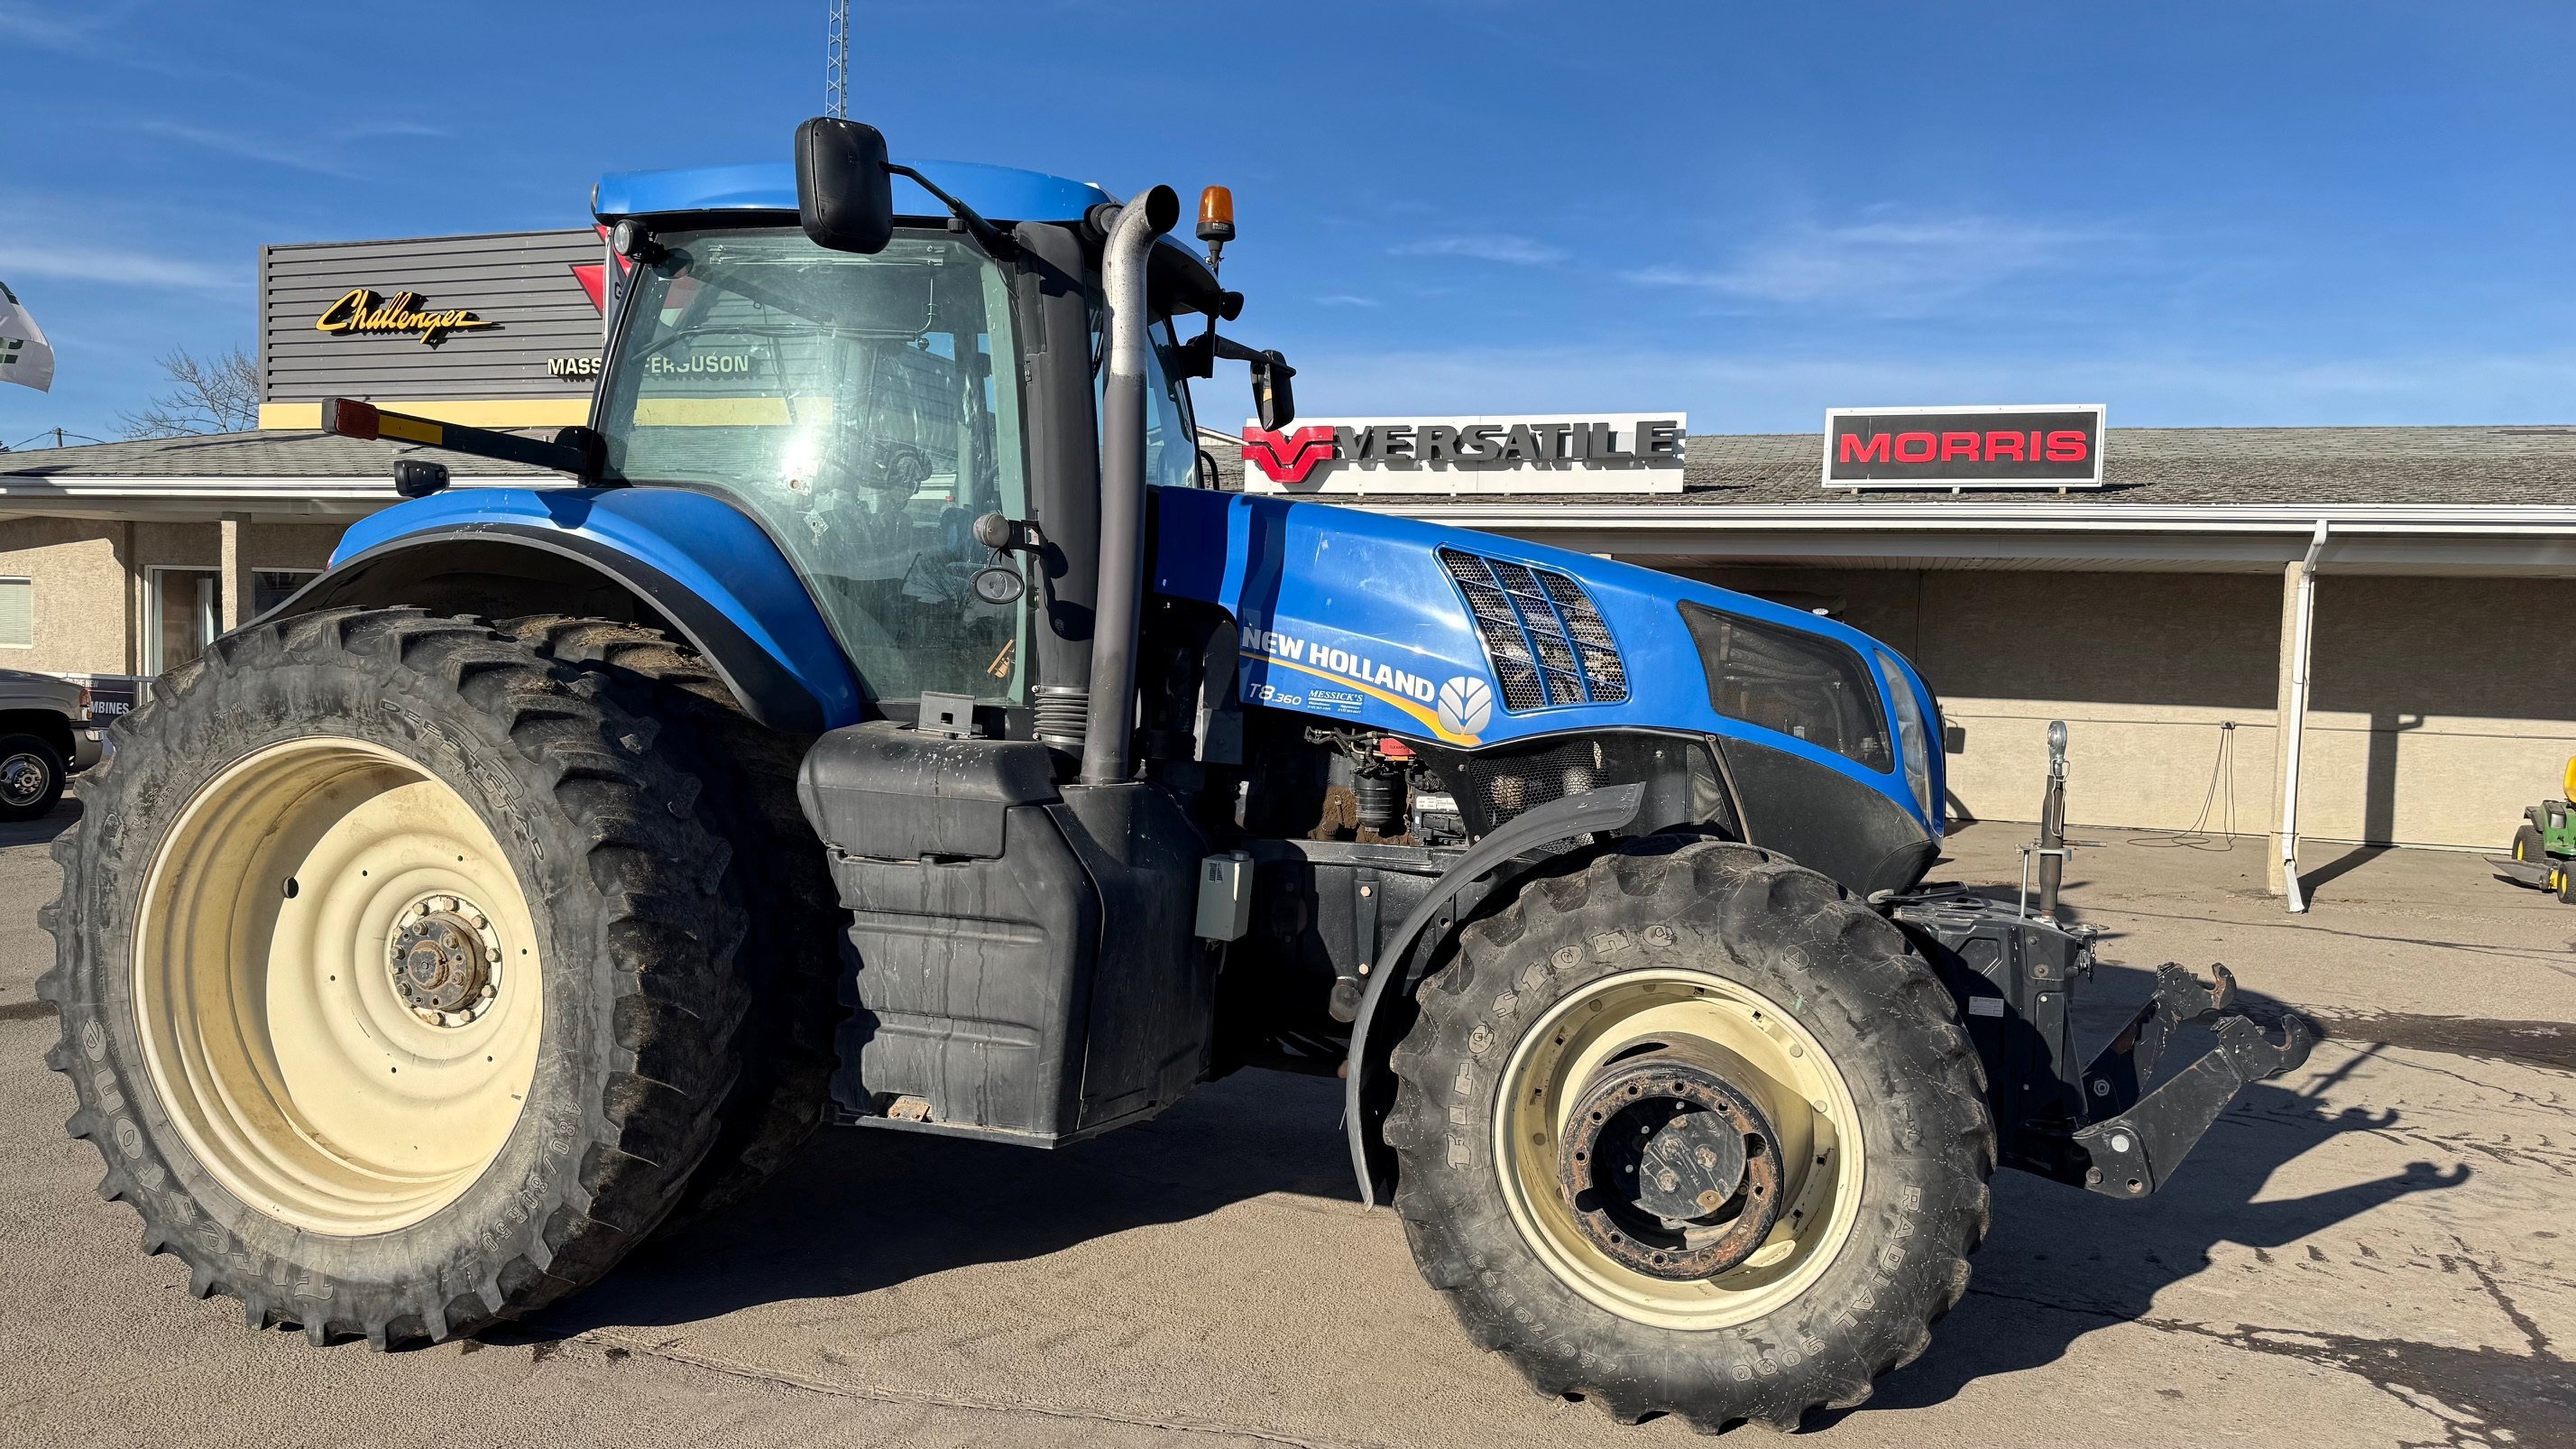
top-left (503, 616), bottom-right (845, 1222)
top-left (38, 608), bottom-right (749, 1345)
top-left (1387, 836), bottom-right (1992, 1432)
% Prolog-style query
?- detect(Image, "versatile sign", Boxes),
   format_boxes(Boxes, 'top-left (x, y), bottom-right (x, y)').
top-left (1241, 413), bottom-right (1688, 494)
top-left (312, 288), bottom-right (493, 346)
top-left (1824, 405), bottom-right (2106, 489)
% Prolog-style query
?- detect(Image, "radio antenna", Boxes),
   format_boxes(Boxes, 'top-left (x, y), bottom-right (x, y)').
top-left (825, 0), bottom-right (850, 118)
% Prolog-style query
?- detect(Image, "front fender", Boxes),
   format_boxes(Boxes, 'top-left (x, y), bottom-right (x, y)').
top-left (291, 487), bottom-right (865, 734)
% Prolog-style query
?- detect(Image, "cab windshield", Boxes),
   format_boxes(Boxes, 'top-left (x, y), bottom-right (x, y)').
top-left (595, 226), bottom-right (1027, 705)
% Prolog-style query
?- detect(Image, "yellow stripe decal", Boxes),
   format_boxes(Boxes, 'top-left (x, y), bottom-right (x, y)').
top-left (376, 414), bottom-right (444, 446)
top-left (1243, 648), bottom-right (1480, 747)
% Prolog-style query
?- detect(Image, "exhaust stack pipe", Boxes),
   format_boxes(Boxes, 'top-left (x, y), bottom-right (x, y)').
top-left (1079, 185), bottom-right (1180, 787)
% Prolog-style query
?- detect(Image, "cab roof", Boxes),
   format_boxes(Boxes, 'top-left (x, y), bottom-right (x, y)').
top-left (593, 160), bottom-right (1114, 224)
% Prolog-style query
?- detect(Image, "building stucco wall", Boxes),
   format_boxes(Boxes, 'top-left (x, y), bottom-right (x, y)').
top-left (0, 516), bottom-right (351, 680)
top-left (0, 516), bottom-right (133, 676)
top-left (1663, 563), bottom-right (2576, 851)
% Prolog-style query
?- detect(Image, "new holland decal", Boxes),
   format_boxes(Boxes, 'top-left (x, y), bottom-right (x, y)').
top-left (1240, 625), bottom-right (1488, 746)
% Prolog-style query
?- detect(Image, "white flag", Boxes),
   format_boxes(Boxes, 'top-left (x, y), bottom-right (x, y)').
top-left (0, 278), bottom-right (56, 392)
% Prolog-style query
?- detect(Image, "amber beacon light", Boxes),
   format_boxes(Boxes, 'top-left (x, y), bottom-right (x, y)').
top-left (1197, 185), bottom-right (1236, 245)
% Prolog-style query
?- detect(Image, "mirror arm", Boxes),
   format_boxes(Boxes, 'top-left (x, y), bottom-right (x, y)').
top-left (885, 163), bottom-right (1019, 260)
top-left (1174, 329), bottom-right (1288, 381)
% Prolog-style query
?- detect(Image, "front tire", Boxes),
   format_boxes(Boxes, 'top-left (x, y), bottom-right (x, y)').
top-left (1387, 837), bottom-right (1992, 1432)
top-left (38, 608), bottom-right (749, 1345)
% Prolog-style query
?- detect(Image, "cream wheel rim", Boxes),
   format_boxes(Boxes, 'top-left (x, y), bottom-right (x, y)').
top-left (133, 737), bottom-right (544, 1236)
top-left (1495, 968), bottom-right (1866, 1331)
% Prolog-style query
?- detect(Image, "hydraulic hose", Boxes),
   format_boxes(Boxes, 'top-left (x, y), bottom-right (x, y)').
top-left (1079, 184), bottom-right (1179, 786)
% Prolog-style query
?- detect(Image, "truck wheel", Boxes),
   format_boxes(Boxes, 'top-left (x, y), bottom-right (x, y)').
top-left (37, 607), bottom-right (748, 1345)
top-left (1387, 836), bottom-right (1992, 1432)
top-left (0, 732), bottom-right (67, 821)
top-left (504, 616), bottom-right (844, 1221)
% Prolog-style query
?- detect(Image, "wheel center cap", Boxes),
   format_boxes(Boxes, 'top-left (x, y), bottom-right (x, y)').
top-left (388, 899), bottom-right (499, 1026)
top-left (1557, 1053), bottom-right (1784, 1281)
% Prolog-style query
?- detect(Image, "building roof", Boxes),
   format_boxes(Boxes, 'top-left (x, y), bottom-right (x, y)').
top-left (0, 429), bottom-right (555, 482)
top-left (14, 423), bottom-right (2575, 506)
top-left (1212, 425), bottom-right (2576, 509)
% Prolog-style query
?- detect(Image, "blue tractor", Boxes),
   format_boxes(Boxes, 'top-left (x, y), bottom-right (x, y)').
top-left (41, 120), bottom-right (2306, 1430)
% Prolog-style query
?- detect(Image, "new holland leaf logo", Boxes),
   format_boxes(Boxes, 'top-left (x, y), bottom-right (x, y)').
top-left (1243, 425), bottom-right (1337, 485)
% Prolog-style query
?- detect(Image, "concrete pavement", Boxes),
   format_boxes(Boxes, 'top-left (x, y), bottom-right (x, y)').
top-left (2, 804), bottom-right (2570, 1448)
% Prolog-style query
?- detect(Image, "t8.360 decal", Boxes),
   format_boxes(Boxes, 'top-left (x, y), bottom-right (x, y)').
top-left (1240, 625), bottom-right (1487, 746)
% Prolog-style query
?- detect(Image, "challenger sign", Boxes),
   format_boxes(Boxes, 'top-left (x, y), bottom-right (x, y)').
top-left (1824, 405), bottom-right (2106, 489)
top-left (1241, 413), bottom-right (1688, 495)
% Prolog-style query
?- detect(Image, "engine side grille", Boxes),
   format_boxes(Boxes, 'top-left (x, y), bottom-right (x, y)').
top-left (1438, 548), bottom-right (1628, 710)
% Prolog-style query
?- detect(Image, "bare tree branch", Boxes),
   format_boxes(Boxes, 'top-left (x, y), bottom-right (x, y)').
top-left (117, 346), bottom-right (261, 438)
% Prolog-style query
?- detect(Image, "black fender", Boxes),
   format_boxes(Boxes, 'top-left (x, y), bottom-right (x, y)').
top-left (273, 525), bottom-right (857, 735)
top-left (1340, 783), bottom-right (1647, 1206)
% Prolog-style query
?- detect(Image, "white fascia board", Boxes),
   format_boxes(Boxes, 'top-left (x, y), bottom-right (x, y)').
top-left (0, 475), bottom-right (553, 501)
top-left (1358, 500), bottom-right (2576, 539)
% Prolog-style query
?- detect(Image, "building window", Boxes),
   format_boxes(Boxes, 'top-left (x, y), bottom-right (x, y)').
top-left (0, 577), bottom-right (30, 649)
top-left (150, 568), bottom-right (222, 673)
top-left (253, 569), bottom-right (318, 616)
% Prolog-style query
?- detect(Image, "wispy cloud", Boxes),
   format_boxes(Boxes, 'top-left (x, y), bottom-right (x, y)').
top-left (134, 120), bottom-right (360, 179)
top-left (0, 1), bottom-right (119, 51)
top-left (1389, 235), bottom-right (1569, 265)
top-left (0, 242), bottom-right (235, 291)
top-left (1284, 343), bottom-right (2576, 430)
top-left (1628, 215), bottom-right (2112, 316)
top-left (1314, 293), bottom-right (1380, 308)
top-left (345, 120), bottom-right (450, 141)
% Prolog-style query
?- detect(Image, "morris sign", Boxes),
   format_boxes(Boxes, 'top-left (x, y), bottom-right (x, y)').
top-left (1824, 405), bottom-right (2106, 489)
top-left (1242, 413), bottom-right (1688, 494)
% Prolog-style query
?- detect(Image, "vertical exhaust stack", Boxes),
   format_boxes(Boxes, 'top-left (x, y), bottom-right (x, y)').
top-left (1079, 185), bottom-right (1181, 787)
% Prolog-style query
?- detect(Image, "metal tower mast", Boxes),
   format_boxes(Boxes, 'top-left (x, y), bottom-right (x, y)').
top-left (825, 0), bottom-right (849, 118)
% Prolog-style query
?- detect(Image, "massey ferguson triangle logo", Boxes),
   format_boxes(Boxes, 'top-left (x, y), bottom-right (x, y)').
top-left (1243, 425), bottom-right (1336, 484)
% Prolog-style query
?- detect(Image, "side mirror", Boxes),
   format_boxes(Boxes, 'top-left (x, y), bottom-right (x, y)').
top-left (795, 117), bottom-right (894, 255)
top-left (1251, 350), bottom-right (1296, 430)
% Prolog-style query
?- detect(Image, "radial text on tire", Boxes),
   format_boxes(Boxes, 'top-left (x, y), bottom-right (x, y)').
top-left (1386, 836), bottom-right (1994, 1432)
top-left (38, 607), bottom-right (750, 1346)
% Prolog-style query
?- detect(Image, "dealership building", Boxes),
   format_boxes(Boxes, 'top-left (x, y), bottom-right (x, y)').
top-left (5, 225), bottom-right (2573, 881)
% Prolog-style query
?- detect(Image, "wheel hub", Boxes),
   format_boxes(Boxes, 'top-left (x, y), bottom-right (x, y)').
top-left (388, 898), bottom-right (501, 1026)
top-left (1557, 1052), bottom-right (1784, 1281)
top-left (1, 752), bottom-right (46, 807)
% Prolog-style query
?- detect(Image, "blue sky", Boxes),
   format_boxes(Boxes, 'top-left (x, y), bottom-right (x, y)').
top-left (3, 0), bottom-right (2571, 446)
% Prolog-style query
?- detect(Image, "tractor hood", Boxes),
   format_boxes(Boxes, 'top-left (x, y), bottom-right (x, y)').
top-left (1148, 485), bottom-right (1946, 839)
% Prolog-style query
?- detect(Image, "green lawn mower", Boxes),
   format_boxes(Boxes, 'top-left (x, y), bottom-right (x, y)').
top-left (2496, 756), bottom-right (2576, 901)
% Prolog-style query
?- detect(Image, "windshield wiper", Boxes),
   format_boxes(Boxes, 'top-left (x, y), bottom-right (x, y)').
top-left (888, 164), bottom-right (1018, 260)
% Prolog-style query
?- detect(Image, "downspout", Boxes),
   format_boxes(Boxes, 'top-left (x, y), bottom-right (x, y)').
top-left (1078, 185), bottom-right (1180, 787)
top-left (2278, 520), bottom-right (2329, 913)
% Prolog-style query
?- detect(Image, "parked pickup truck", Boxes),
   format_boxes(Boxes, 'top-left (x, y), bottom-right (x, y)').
top-left (0, 668), bottom-right (105, 822)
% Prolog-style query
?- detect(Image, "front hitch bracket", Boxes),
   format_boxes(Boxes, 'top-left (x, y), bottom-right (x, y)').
top-left (1892, 891), bottom-right (2314, 1201)
top-left (2065, 968), bottom-right (2313, 1197)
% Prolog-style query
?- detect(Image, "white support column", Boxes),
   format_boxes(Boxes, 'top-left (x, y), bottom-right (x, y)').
top-left (2270, 521), bottom-right (2329, 911)
top-left (218, 512), bottom-right (255, 633)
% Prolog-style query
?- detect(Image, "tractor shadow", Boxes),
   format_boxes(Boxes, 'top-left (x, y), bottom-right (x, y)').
top-left (508, 1065), bottom-right (1360, 1340)
top-left (511, 964), bottom-right (2455, 1421)
top-left (0, 794), bottom-right (81, 849)
top-left (1820, 962), bottom-right (2470, 1426)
